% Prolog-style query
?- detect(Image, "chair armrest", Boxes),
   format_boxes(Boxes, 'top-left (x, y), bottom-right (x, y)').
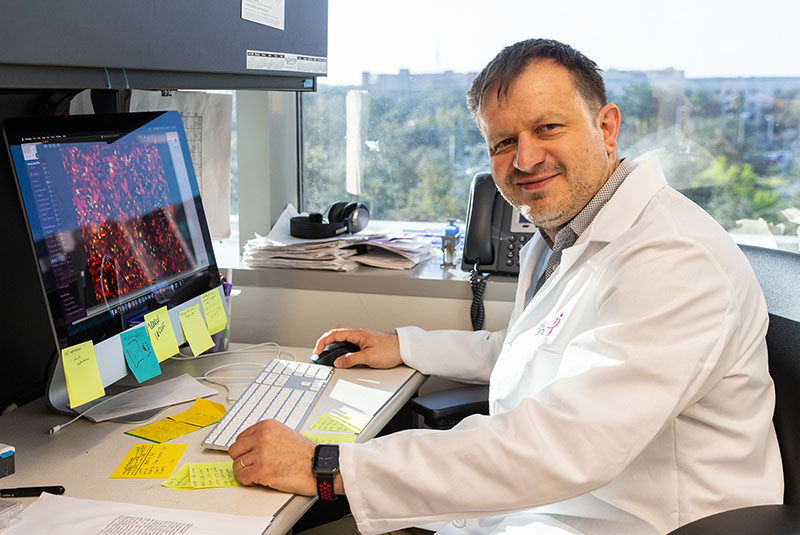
top-left (666, 504), bottom-right (800, 534)
top-left (409, 384), bottom-right (489, 429)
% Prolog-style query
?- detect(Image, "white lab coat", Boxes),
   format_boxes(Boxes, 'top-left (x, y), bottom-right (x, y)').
top-left (340, 160), bottom-right (783, 535)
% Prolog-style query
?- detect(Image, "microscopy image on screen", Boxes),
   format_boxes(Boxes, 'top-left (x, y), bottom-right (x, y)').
top-left (61, 141), bottom-right (190, 305)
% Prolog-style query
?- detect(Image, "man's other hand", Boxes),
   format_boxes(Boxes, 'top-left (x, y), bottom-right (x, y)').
top-left (313, 326), bottom-right (402, 369)
top-left (229, 420), bottom-right (343, 495)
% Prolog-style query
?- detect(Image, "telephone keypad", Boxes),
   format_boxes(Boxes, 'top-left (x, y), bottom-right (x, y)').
top-left (501, 233), bottom-right (531, 271)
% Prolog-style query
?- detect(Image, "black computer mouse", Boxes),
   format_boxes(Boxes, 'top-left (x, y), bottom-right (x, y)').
top-left (311, 341), bottom-right (361, 366)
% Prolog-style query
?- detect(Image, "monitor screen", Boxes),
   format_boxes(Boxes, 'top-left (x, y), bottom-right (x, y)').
top-left (3, 111), bottom-right (221, 412)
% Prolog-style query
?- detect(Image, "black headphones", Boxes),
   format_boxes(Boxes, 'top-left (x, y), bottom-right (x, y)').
top-left (290, 201), bottom-right (370, 239)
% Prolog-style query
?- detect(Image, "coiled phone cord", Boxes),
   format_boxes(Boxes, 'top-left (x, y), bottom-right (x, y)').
top-left (469, 263), bottom-right (489, 331)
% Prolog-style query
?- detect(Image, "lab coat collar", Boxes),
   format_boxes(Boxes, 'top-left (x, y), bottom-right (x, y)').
top-left (555, 159), bottom-right (667, 274)
top-left (579, 158), bottom-right (668, 245)
top-left (516, 159), bottom-right (668, 314)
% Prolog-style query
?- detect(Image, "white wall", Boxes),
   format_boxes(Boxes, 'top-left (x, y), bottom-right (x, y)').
top-left (230, 286), bottom-right (514, 348)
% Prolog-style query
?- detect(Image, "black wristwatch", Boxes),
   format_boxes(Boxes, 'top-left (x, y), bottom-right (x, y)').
top-left (312, 444), bottom-right (340, 501)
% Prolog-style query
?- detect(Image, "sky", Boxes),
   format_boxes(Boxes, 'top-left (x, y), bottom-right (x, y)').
top-left (322, 0), bottom-right (800, 86)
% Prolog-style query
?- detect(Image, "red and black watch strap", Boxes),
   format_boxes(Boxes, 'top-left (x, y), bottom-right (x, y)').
top-left (317, 473), bottom-right (336, 501)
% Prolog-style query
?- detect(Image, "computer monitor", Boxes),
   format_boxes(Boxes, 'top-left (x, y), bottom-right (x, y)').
top-left (2, 110), bottom-right (223, 415)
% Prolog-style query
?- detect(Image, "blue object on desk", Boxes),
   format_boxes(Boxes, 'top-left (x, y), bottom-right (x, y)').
top-left (0, 444), bottom-right (14, 478)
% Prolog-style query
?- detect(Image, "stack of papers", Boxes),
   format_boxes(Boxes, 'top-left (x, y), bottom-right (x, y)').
top-left (243, 205), bottom-right (434, 271)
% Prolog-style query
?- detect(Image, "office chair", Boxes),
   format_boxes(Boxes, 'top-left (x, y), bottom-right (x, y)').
top-left (666, 244), bottom-right (800, 533)
top-left (410, 244), bottom-right (800, 531)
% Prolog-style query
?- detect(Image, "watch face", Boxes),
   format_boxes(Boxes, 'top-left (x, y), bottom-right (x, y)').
top-left (313, 445), bottom-right (340, 474)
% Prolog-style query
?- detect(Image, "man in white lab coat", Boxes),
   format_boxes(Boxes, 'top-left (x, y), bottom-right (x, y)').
top-left (229, 39), bottom-right (783, 534)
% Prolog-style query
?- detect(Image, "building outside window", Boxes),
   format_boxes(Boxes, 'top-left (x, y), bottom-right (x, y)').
top-left (301, 0), bottom-right (800, 250)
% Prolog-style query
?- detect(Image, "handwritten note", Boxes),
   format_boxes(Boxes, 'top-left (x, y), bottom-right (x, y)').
top-left (201, 289), bottom-right (228, 335)
top-left (61, 340), bottom-right (105, 408)
top-left (126, 398), bottom-right (226, 443)
top-left (162, 462), bottom-right (241, 490)
top-left (189, 462), bottom-right (241, 488)
top-left (144, 307), bottom-right (179, 362)
top-left (309, 413), bottom-right (372, 434)
top-left (162, 463), bottom-right (193, 490)
top-left (124, 419), bottom-right (199, 444)
top-left (302, 432), bottom-right (357, 445)
top-left (120, 327), bottom-right (161, 383)
top-left (110, 444), bottom-right (186, 478)
top-left (171, 398), bottom-right (227, 427)
top-left (178, 304), bottom-right (214, 356)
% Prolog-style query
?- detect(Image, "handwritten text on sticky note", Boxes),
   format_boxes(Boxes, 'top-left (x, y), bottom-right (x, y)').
top-left (201, 288), bottom-right (227, 335)
top-left (110, 443), bottom-right (187, 478)
top-left (178, 304), bottom-right (214, 356)
top-left (120, 327), bottom-right (161, 383)
top-left (61, 340), bottom-right (105, 409)
top-left (144, 307), bottom-right (179, 362)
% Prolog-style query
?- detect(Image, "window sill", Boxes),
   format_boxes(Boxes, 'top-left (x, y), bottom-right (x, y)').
top-left (213, 218), bottom-right (517, 302)
top-left (216, 254), bottom-right (517, 302)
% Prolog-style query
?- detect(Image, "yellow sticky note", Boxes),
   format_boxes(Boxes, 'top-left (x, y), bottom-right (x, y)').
top-left (302, 432), bottom-right (358, 445)
top-left (310, 413), bottom-right (372, 434)
top-left (110, 443), bottom-right (187, 478)
top-left (178, 304), bottom-right (214, 356)
top-left (162, 463), bottom-right (193, 490)
top-left (144, 307), bottom-right (179, 362)
top-left (200, 289), bottom-right (228, 335)
top-left (189, 461), bottom-right (241, 489)
top-left (61, 340), bottom-right (105, 409)
top-left (171, 398), bottom-right (227, 428)
top-left (125, 419), bottom-right (199, 443)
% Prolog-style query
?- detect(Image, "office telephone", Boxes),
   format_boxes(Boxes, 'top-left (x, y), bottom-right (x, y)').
top-left (461, 172), bottom-right (536, 276)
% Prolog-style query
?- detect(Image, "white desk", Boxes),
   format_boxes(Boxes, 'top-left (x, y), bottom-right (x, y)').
top-left (0, 346), bottom-right (425, 534)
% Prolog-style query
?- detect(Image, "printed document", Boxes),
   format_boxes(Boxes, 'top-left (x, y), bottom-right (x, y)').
top-left (5, 493), bottom-right (272, 535)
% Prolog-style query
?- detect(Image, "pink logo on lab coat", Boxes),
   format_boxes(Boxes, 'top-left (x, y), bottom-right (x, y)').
top-left (545, 313), bottom-right (563, 336)
top-left (536, 312), bottom-right (564, 337)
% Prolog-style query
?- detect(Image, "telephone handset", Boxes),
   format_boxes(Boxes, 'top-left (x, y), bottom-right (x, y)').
top-left (461, 172), bottom-right (536, 276)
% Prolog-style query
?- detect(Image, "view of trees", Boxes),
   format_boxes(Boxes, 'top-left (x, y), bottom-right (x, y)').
top-left (302, 74), bottom-right (800, 243)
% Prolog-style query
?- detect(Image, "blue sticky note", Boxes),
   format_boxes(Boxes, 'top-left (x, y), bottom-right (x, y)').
top-left (121, 327), bottom-right (162, 383)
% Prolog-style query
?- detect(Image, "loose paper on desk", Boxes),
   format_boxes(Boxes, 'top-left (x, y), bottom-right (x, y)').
top-left (144, 306), bottom-right (179, 362)
top-left (126, 398), bottom-right (226, 443)
top-left (329, 379), bottom-right (394, 414)
top-left (120, 326), bottom-right (161, 383)
top-left (200, 289), bottom-right (227, 335)
top-left (81, 374), bottom-right (217, 423)
top-left (61, 340), bottom-right (105, 409)
top-left (111, 443), bottom-right (187, 478)
top-left (3, 493), bottom-right (272, 535)
top-left (178, 304), bottom-right (214, 356)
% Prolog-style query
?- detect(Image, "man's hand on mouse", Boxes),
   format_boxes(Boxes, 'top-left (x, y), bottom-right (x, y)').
top-left (313, 326), bottom-right (403, 369)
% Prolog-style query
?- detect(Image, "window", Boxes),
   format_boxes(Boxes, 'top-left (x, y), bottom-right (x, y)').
top-left (301, 0), bottom-right (800, 249)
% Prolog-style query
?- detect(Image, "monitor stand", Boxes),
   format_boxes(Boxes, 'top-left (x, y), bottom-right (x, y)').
top-left (72, 385), bottom-right (166, 423)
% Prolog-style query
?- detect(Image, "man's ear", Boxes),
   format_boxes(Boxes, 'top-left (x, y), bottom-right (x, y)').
top-left (597, 103), bottom-right (621, 155)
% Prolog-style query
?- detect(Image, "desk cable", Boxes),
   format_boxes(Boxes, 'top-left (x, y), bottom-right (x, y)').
top-left (49, 342), bottom-right (299, 433)
top-left (192, 342), bottom-right (299, 402)
top-left (49, 387), bottom-right (140, 435)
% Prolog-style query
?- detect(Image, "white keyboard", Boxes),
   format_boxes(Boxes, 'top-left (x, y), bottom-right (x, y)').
top-left (202, 359), bottom-right (333, 451)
